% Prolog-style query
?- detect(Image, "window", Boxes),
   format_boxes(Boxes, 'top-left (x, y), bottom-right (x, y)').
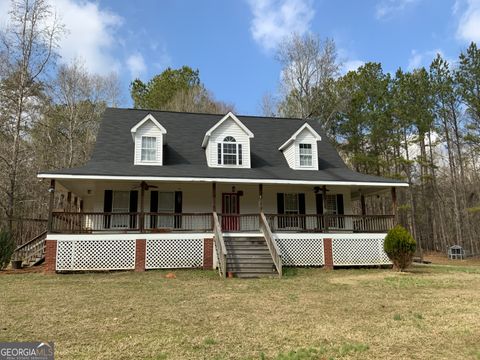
top-left (112, 191), bottom-right (130, 228)
top-left (326, 194), bottom-right (338, 214)
top-left (217, 136), bottom-right (243, 166)
top-left (299, 143), bottom-right (312, 167)
top-left (157, 192), bottom-right (175, 227)
top-left (284, 193), bottom-right (299, 214)
top-left (141, 136), bottom-right (157, 161)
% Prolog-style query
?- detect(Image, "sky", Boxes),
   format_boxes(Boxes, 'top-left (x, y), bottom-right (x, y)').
top-left (1, 0), bottom-right (479, 115)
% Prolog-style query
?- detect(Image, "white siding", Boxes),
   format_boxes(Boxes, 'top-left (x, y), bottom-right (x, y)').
top-left (134, 120), bottom-right (164, 166)
top-left (208, 118), bottom-right (251, 168)
top-left (281, 128), bottom-right (319, 170)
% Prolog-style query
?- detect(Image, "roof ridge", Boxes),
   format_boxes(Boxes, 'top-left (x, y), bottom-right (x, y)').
top-left (106, 107), bottom-right (309, 122)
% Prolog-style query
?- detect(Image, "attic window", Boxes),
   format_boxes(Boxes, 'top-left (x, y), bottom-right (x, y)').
top-left (218, 136), bottom-right (243, 166)
top-left (299, 143), bottom-right (312, 167)
top-left (141, 136), bottom-right (157, 161)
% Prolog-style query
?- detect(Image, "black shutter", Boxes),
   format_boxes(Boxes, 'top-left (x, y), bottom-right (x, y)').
top-left (150, 191), bottom-right (158, 229)
top-left (277, 193), bottom-right (285, 229)
top-left (298, 193), bottom-right (306, 229)
top-left (103, 190), bottom-right (113, 229)
top-left (174, 191), bottom-right (183, 228)
top-left (129, 191), bottom-right (138, 229)
top-left (315, 194), bottom-right (324, 214)
top-left (217, 143), bottom-right (222, 164)
top-left (238, 144), bottom-right (242, 165)
top-left (336, 194), bottom-right (344, 229)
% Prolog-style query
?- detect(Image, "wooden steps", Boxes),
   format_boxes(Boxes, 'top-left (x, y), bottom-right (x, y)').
top-left (224, 236), bottom-right (278, 278)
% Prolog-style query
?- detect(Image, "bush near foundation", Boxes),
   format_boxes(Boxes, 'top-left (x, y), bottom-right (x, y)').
top-left (0, 230), bottom-right (14, 270)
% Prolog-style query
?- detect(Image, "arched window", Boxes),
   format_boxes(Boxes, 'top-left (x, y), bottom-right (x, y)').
top-left (217, 136), bottom-right (243, 165)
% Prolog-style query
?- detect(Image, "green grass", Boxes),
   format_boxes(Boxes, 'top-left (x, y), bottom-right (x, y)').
top-left (1, 265), bottom-right (479, 359)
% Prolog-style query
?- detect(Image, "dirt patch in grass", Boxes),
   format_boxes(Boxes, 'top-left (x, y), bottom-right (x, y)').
top-left (1, 265), bottom-right (479, 359)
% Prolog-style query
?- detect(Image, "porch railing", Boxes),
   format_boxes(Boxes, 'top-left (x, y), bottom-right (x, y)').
top-left (217, 213), bottom-right (260, 232)
top-left (265, 214), bottom-right (395, 233)
top-left (51, 212), bottom-right (213, 233)
top-left (260, 212), bottom-right (282, 277)
top-left (213, 212), bottom-right (227, 278)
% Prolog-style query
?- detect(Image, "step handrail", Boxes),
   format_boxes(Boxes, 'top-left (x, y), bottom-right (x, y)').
top-left (260, 212), bottom-right (282, 277)
top-left (14, 230), bottom-right (48, 252)
top-left (213, 212), bottom-right (228, 278)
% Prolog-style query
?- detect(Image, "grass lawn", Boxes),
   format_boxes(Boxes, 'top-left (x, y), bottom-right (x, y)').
top-left (1, 260), bottom-right (480, 359)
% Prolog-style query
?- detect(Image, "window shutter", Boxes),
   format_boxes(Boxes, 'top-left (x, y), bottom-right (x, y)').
top-left (150, 191), bottom-right (158, 228)
top-left (129, 191), bottom-right (138, 229)
top-left (315, 194), bottom-right (324, 214)
top-left (238, 144), bottom-right (242, 165)
top-left (103, 190), bottom-right (113, 229)
top-left (298, 193), bottom-right (306, 214)
top-left (336, 194), bottom-right (344, 215)
top-left (277, 193), bottom-right (284, 214)
top-left (174, 191), bottom-right (183, 228)
top-left (217, 143), bottom-right (222, 165)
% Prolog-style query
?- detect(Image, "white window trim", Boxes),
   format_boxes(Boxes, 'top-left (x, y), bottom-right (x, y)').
top-left (298, 143), bottom-right (313, 168)
top-left (140, 136), bottom-right (158, 163)
top-left (217, 139), bottom-right (243, 167)
top-left (284, 193), bottom-right (299, 214)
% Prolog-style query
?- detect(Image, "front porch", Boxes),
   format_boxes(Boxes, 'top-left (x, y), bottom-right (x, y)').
top-left (43, 179), bottom-right (398, 277)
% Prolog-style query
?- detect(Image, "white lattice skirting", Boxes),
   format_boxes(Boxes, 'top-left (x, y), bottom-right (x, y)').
top-left (145, 236), bottom-right (204, 269)
top-left (274, 234), bottom-right (325, 266)
top-left (331, 234), bottom-right (392, 266)
top-left (56, 239), bottom-right (136, 271)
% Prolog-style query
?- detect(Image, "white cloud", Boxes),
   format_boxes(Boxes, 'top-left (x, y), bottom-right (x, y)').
top-left (456, 0), bottom-right (480, 42)
top-left (0, 0), bottom-right (123, 75)
top-left (407, 49), bottom-right (443, 70)
top-left (342, 59), bottom-right (365, 73)
top-left (375, 0), bottom-right (419, 20)
top-left (126, 52), bottom-right (147, 79)
top-left (247, 0), bottom-right (315, 51)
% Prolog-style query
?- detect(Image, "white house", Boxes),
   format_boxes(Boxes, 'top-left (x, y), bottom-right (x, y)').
top-left (36, 108), bottom-right (408, 277)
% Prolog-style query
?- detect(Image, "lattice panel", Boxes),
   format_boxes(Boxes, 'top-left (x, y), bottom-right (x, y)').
top-left (145, 238), bottom-right (204, 269)
top-left (332, 236), bottom-right (391, 266)
top-left (56, 239), bottom-right (136, 271)
top-left (275, 237), bottom-right (324, 266)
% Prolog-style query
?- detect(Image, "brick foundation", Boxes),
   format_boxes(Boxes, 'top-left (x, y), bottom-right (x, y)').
top-left (44, 240), bottom-right (57, 274)
top-left (135, 239), bottom-right (146, 272)
top-left (323, 238), bottom-right (334, 270)
top-left (203, 238), bottom-right (213, 270)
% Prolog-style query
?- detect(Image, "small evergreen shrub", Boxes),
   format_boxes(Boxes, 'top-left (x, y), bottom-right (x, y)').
top-left (384, 225), bottom-right (416, 271)
top-left (0, 230), bottom-right (15, 270)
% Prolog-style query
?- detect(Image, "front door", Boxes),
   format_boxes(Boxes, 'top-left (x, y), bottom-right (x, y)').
top-left (222, 193), bottom-right (240, 231)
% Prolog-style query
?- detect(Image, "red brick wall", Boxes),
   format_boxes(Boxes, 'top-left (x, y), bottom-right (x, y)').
top-left (44, 240), bottom-right (57, 274)
top-left (135, 239), bottom-right (146, 272)
top-left (203, 238), bottom-right (213, 270)
top-left (323, 238), bottom-right (334, 270)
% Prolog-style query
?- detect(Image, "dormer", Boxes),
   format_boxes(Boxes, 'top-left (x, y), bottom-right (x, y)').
top-left (279, 123), bottom-right (321, 170)
top-left (131, 114), bottom-right (167, 166)
top-left (202, 112), bottom-right (254, 168)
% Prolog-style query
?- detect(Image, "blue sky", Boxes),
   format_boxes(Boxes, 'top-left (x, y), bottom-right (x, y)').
top-left (1, 0), bottom-right (480, 115)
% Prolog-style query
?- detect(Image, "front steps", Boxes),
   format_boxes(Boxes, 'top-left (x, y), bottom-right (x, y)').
top-left (224, 236), bottom-right (278, 278)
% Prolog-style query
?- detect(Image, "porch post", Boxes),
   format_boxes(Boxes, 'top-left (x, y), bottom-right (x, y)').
top-left (391, 187), bottom-right (397, 223)
top-left (322, 185), bottom-right (328, 232)
top-left (47, 179), bottom-right (55, 233)
top-left (258, 184), bottom-right (263, 213)
top-left (140, 183), bottom-right (145, 233)
top-left (66, 191), bottom-right (72, 212)
top-left (360, 193), bottom-right (366, 216)
top-left (212, 182), bottom-right (217, 212)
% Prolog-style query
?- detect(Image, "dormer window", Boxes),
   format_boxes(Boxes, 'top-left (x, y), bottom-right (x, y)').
top-left (141, 136), bottom-right (157, 161)
top-left (218, 136), bottom-right (243, 165)
top-left (299, 143), bottom-right (312, 167)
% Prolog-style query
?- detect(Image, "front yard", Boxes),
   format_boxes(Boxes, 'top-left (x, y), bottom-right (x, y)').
top-left (1, 260), bottom-right (480, 359)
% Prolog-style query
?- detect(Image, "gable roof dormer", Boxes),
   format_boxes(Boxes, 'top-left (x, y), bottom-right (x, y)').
top-left (279, 123), bottom-right (322, 170)
top-left (131, 113), bottom-right (167, 166)
top-left (202, 112), bottom-right (254, 168)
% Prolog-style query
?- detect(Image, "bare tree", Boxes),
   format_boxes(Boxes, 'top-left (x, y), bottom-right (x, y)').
top-left (0, 0), bottom-right (64, 228)
top-left (276, 33), bottom-right (341, 119)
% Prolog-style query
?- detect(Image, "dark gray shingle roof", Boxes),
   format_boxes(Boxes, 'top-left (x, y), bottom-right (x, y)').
top-left (40, 108), bottom-right (404, 184)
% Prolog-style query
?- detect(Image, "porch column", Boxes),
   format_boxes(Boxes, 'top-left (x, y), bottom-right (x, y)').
top-left (212, 182), bottom-right (217, 212)
top-left (322, 185), bottom-right (328, 232)
top-left (66, 191), bottom-right (72, 212)
top-left (360, 193), bottom-right (366, 216)
top-left (140, 183), bottom-right (145, 233)
top-left (391, 187), bottom-right (397, 223)
top-left (258, 184), bottom-right (263, 213)
top-left (47, 179), bottom-right (55, 233)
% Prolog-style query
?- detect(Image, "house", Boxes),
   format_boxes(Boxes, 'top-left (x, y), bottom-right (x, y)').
top-left (37, 108), bottom-right (408, 277)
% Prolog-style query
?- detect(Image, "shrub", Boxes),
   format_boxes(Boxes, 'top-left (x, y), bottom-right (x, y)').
top-left (0, 230), bottom-right (15, 270)
top-left (384, 225), bottom-right (416, 271)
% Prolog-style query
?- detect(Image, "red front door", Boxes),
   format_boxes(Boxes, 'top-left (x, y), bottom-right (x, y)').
top-left (222, 193), bottom-right (240, 231)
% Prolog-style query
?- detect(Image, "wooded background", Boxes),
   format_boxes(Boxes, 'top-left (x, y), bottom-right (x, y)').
top-left (0, 0), bottom-right (479, 255)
